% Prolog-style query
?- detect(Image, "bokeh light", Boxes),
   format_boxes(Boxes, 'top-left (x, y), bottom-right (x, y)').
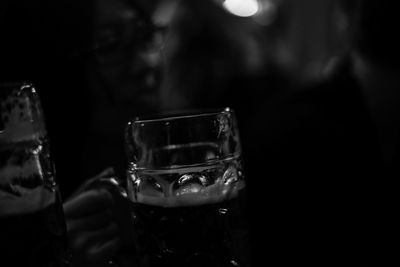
top-left (222, 0), bottom-right (260, 17)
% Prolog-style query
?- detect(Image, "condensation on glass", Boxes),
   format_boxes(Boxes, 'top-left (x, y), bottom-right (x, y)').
top-left (125, 107), bottom-right (251, 267)
top-left (0, 82), bottom-right (68, 267)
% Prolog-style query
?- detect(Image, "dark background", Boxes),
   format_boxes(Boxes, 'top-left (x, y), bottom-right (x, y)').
top-left (3, 1), bottom-right (397, 265)
top-left (0, 0), bottom-right (343, 197)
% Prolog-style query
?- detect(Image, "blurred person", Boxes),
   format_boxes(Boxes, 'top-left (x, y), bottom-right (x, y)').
top-left (158, 2), bottom-right (299, 265)
top-left (160, 0), bottom-right (293, 149)
top-left (79, 0), bottom-right (165, 181)
top-left (245, 0), bottom-right (400, 265)
top-left (2, 0), bottom-right (167, 266)
top-left (62, 0), bottom-right (169, 266)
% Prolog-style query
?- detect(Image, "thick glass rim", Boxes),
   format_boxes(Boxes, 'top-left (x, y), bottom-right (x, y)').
top-left (0, 82), bottom-right (35, 96)
top-left (129, 107), bottom-right (233, 124)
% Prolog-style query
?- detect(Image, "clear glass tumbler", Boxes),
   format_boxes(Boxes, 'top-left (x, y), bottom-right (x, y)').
top-left (0, 82), bottom-right (68, 266)
top-left (125, 107), bottom-right (251, 267)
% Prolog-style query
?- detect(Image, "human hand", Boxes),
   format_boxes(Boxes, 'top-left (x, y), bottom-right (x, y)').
top-left (63, 168), bottom-right (121, 267)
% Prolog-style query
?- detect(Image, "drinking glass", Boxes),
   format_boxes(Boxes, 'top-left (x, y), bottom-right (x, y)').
top-left (125, 107), bottom-right (251, 267)
top-left (0, 82), bottom-right (68, 266)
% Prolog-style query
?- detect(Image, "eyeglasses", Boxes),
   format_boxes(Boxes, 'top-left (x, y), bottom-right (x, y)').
top-left (68, 2), bottom-right (169, 67)
top-left (90, 15), bottom-right (167, 66)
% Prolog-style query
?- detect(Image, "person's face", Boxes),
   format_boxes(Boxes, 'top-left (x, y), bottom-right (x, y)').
top-left (91, 0), bottom-right (164, 114)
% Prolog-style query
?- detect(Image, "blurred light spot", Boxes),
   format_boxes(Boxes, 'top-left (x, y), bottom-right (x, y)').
top-left (223, 0), bottom-right (259, 17)
top-left (253, 0), bottom-right (278, 26)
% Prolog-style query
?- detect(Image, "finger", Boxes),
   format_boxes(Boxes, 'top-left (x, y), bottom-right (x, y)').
top-left (63, 189), bottom-right (114, 218)
top-left (71, 223), bottom-right (119, 254)
top-left (66, 209), bottom-right (114, 232)
top-left (73, 238), bottom-right (121, 266)
top-left (88, 237), bottom-right (122, 263)
top-left (69, 167), bottom-right (116, 197)
top-left (96, 167), bottom-right (115, 178)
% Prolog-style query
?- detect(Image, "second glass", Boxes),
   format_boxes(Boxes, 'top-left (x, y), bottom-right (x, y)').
top-left (0, 82), bottom-right (68, 266)
top-left (125, 108), bottom-right (251, 267)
